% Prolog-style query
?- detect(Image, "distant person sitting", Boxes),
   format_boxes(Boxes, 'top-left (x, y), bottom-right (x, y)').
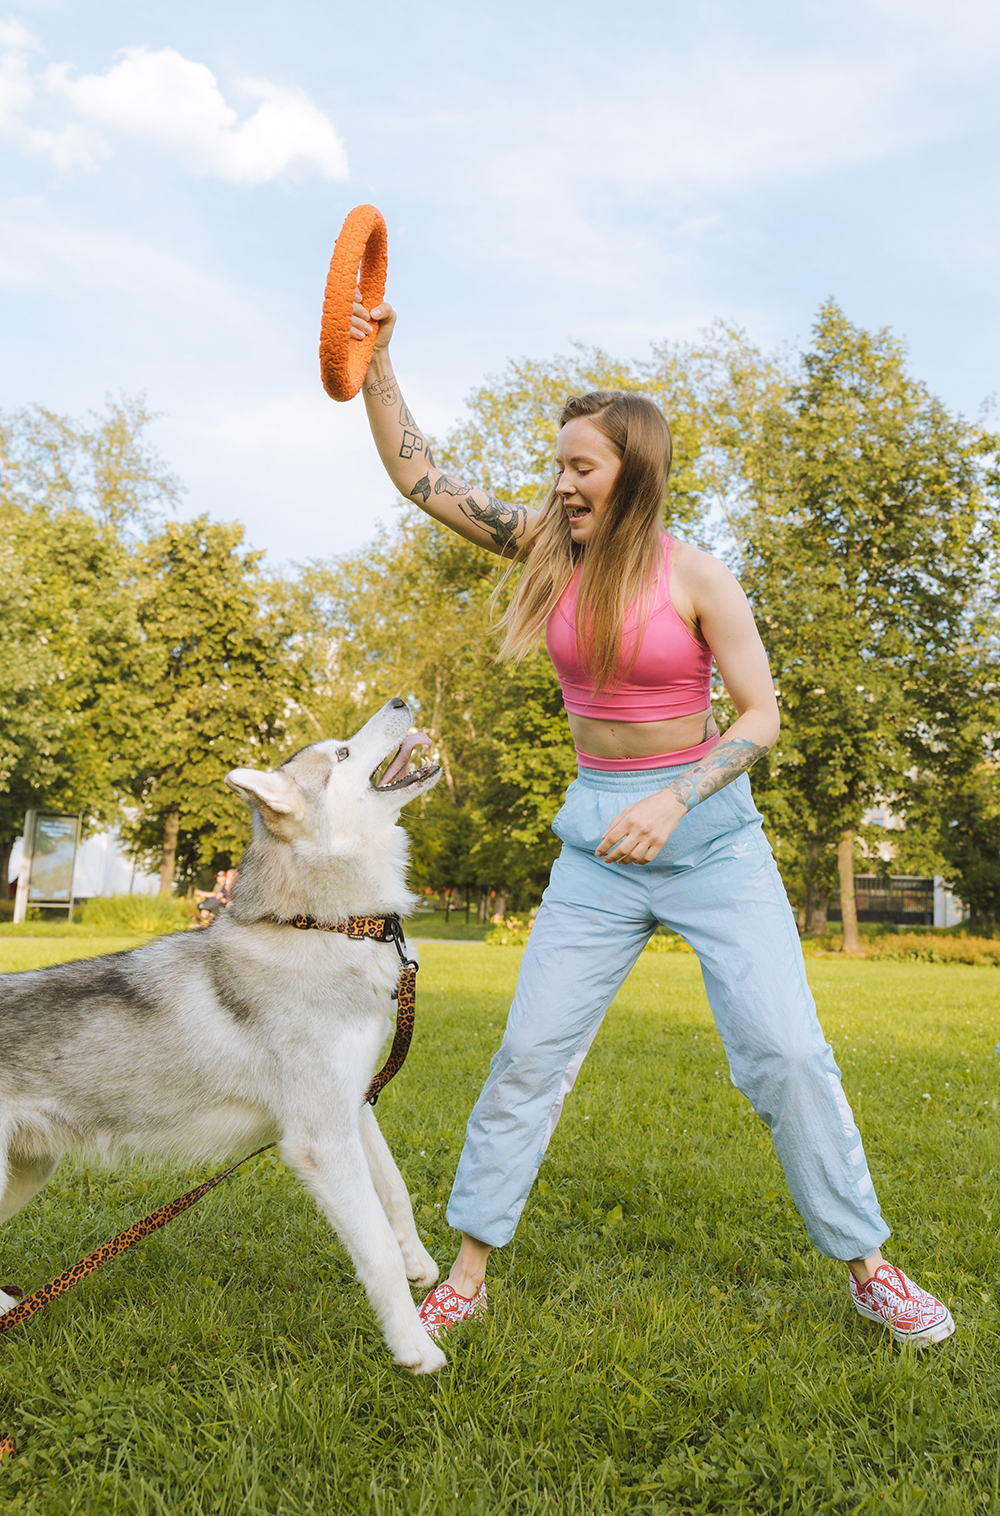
top-left (191, 894), bottom-right (224, 930)
top-left (191, 869), bottom-right (237, 929)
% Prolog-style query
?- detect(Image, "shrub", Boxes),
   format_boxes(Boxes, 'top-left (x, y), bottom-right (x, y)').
top-left (486, 919), bottom-right (695, 953)
top-left (486, 915), bottom-right (534, 947)
top-left (644, 930), bottom-right (695, 954)
top-left (77, 893), bottom-right (196, 934)
top-left (866, 932), bottom-right (1000, 966)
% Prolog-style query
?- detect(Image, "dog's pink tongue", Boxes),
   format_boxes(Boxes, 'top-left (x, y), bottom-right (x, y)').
top-left (379, 731), bottom-right (431, 786)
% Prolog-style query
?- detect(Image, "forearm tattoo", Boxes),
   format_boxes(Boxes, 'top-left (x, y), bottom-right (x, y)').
top-left (667, 737), bottom-right (769, 812)
top-left (409, 472), bottom-right (526, 551)
top-left (365, 376), bottom-right (398, 406)
top-left (458, 493), bottom-right (526, 553)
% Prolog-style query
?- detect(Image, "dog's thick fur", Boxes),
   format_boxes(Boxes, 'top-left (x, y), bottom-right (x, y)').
top-left (0, 699), bottom-right (449, 1373)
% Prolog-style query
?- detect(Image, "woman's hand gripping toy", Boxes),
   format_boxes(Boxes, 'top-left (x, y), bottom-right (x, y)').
top-left (319, 204), bottom-right (388, 401)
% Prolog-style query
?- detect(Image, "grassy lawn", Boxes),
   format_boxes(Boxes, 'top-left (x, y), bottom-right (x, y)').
top-left (0, 937), bottom-right (148, 973)
top-left (402, 911), bottom-right (493, 942)
top-left (0, 942), bottom-right (999, 1513)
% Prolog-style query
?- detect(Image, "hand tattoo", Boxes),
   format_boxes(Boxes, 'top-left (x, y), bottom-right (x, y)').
top-left (365, 376), bottom-right (398, 406)
top-left (410, 474), bottom-right (431, 504)
top-left (667, 738), bottom-right (768, 812)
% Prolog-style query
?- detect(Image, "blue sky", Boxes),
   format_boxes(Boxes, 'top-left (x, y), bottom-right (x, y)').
top-left (2, 0), bottom-right (998, 566)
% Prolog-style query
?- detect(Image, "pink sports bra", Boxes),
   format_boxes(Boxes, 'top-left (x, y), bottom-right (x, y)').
top-left (545, 535), bottom-right (713, 722)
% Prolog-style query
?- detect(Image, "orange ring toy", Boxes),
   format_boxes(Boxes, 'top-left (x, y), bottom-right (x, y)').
top-left (319, 204), bottom-right (388, 402)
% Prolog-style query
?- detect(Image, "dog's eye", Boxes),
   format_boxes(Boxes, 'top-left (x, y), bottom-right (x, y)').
top-left (336, 747), bottom-right (349, 761)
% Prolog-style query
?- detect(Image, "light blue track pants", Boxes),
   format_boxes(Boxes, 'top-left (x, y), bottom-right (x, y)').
top-left (447, 763), bottom-right (890, 1261)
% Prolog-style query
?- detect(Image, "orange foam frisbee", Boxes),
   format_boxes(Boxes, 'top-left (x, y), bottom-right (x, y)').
top-left (319, 204), bottom-right (388, 402)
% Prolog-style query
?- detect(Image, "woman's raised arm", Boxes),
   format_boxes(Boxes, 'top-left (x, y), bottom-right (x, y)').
top-left (353, 296), bottom-right (539, 558)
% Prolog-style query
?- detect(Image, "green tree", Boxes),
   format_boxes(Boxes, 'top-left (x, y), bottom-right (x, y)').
top-left (0, 503), bottom-right (139, 893)
top-left (0, 397), bottom-right (178, 894)
top-left (717, 303), bottom-right (1000, 949)
top-left (937, 766), bottom-right (1000, 935)
top-left (117, 516), bottom-right (309, 890)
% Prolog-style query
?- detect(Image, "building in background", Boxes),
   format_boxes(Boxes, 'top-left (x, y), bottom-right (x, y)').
top-left (822, 804), bottom-right (967, 929)
top-left (7, 827), bottom-right (159, 901)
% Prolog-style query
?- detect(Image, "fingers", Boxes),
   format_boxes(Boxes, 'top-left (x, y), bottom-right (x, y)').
top-left (350, 297), bottom-right (373, 342)
top-left (596, 809), bottom-right (662, 865)
top-left (371, 302), bottom-right (397, 349)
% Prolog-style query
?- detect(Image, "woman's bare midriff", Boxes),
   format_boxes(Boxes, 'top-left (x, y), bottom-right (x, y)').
top-left (566, 706), bottom-right (719, 760)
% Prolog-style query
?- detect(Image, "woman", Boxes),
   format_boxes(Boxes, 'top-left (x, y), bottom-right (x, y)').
top-left (350, 296), bottom-right (954, 1347)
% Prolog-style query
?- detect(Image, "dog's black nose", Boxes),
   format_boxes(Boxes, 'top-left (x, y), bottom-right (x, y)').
top-left (389, 697), bottom-right (407, 710)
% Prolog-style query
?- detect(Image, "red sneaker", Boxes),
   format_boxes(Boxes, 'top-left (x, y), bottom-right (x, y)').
top-left (850, 1264), bottom-right (955, 1344)
top-left (418, 1282), bottom-right (487, 1339)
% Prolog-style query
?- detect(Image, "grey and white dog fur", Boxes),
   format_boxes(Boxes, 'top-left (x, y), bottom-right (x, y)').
top-left (0, 698), bottom-right (449, 1374)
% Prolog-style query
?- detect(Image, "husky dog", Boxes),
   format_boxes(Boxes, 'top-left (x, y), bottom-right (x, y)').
top-left (0, 698), bottom-right (448, 1374)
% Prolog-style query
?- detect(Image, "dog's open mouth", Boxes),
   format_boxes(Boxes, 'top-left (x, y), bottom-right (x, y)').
top-left (371, 731), bottom-right (440, 792)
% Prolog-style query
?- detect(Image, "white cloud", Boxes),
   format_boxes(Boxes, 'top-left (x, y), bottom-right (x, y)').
top-left (0, 18), bottom-right (36, 49)
top-left (0, 35), bottom-right (349, 182)
top-left (0, 42), bottom-right (98, 170)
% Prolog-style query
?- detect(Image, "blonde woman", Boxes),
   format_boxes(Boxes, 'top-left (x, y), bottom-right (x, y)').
top-left (351, 296), bottom-right (954, 1348)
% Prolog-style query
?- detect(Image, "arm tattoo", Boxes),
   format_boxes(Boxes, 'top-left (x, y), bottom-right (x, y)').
top-left (667, 737), bottom-right (769, 812)
top-left (433, 473), bottom-right (475, 498)
top-left (399, 430), bottom-right (425, 460)
top-left (399, 400), bottom-right (416, 428)
top-left (458, 493), bottom-right (527, 552)
top-left (415, 470), bottom-right (525, 549)
top-left (365, 376), bottom-right (398, 406)
top-left (426, 447), bottom-right (435, 468)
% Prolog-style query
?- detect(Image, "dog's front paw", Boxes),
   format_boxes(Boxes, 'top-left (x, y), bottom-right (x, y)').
top-left (394, 1330), bottom-right (447, 1375)
top-left (402, 1244), bottom-right (439, 1290)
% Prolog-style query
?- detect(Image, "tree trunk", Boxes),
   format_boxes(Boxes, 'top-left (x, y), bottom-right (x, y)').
top-left (429, 673), bottom-right (456, 803)
top-left (838, 828), bottom-right (861, 955)
top-left (803, 837), bottom-right (828, 933)
top-left (494, 891), bottom-right (507, 920)
top-left (159, 805), bottom-right (180, 895)
top-left (0, 836), bottom-right (13, 903)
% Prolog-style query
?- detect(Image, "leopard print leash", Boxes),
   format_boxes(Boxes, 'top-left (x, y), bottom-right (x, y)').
top-left (0, 913), bottom-right (416, 1464)
top-left (283, 911), bottom-right (419, 1107)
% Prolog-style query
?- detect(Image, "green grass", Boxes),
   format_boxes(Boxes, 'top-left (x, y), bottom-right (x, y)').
top-left (0, 937), bottom-right (152, 972)
top-left (1, 945), bottom-right (999, 1513)
top-left (402, 912), bottom-right (492, 942)
top-left (0, 922), bottom-right (152, 941)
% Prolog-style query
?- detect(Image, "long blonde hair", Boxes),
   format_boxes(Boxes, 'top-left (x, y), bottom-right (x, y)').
top-left (496, 391), bottom-right (673, 691)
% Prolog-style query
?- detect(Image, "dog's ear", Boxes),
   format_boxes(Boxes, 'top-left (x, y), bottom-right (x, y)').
top-left (225, 767), bottom-right (302, 818)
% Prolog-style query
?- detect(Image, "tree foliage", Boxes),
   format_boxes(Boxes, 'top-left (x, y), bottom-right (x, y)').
top-left (709, 303), bottom-right (1000, 936)
top-left (4, 313), bottom-right (998, 928)
top-left (117, 516), bottom-right (310, 889)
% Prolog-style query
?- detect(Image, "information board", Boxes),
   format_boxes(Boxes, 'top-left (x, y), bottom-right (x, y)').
top-left (28, 814), bottom-right (81, 903)
top-left (13, 811), bottom-right (82, 921)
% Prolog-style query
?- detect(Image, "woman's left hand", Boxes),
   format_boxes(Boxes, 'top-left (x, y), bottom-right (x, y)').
top-left (595, 789), bottom-right (688, 865)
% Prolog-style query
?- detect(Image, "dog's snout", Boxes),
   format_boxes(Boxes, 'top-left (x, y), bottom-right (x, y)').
top-left (389, 698), bottom-right (407, 710)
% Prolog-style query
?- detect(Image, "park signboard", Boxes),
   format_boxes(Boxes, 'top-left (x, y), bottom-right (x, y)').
top-left (12, 811), bottom-right (82, 923)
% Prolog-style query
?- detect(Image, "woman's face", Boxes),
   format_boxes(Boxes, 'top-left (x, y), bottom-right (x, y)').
top-left (554, 417), bottom-right (621, 545)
